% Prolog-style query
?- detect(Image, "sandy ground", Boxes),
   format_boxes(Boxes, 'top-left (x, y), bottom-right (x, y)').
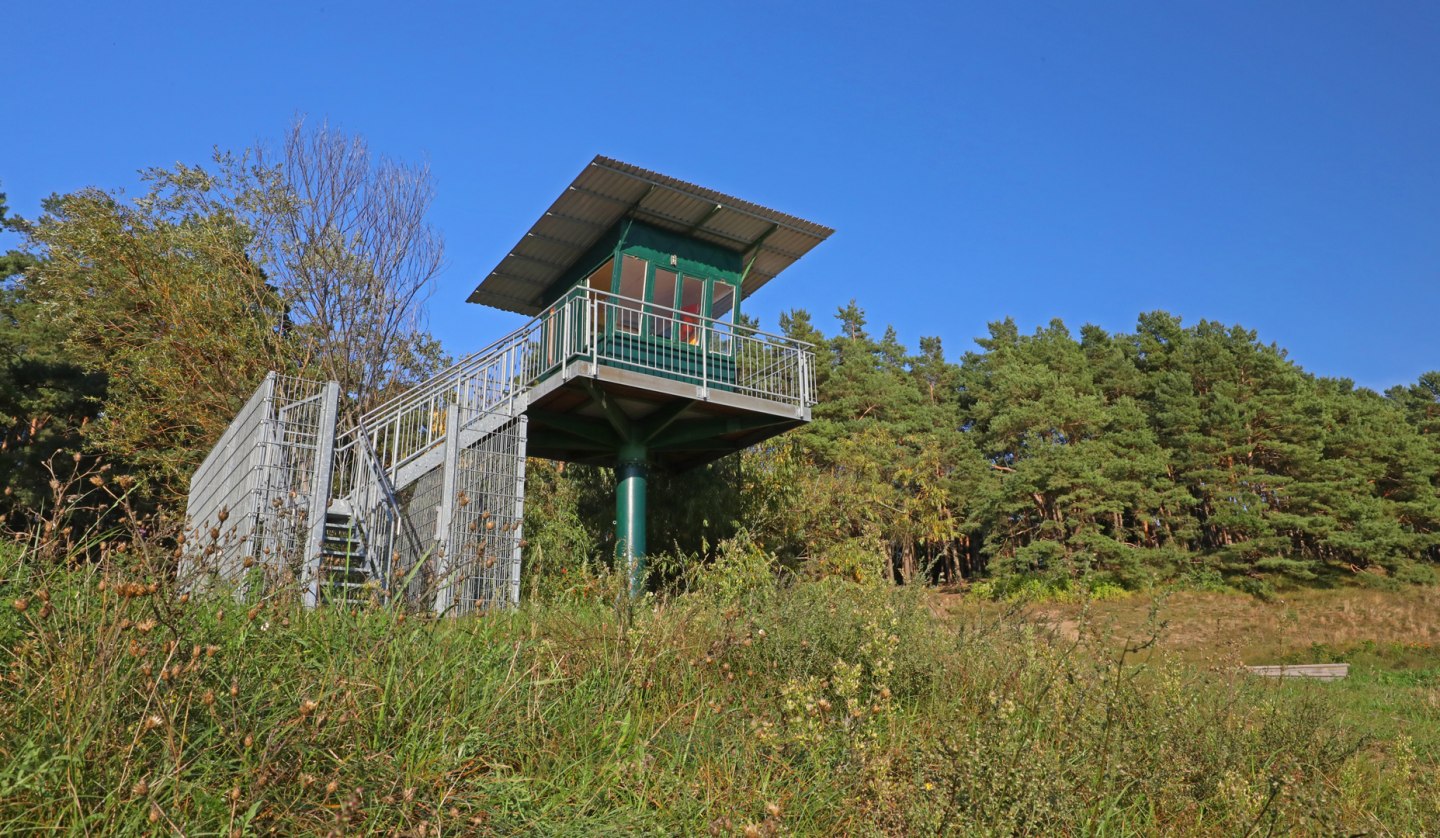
top-left (935, 585), bottom-right (1440, 666)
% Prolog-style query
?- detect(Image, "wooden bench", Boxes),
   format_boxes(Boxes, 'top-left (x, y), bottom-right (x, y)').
top-left (1244, 663), bottom-right (1350, 681)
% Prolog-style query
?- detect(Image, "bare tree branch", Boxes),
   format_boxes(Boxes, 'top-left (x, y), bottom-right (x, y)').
top-left (258, 117), bottom-right (446, 421)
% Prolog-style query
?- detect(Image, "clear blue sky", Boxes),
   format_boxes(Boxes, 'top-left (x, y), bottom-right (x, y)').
top-left (5, 1), bottom-right (1438, 391)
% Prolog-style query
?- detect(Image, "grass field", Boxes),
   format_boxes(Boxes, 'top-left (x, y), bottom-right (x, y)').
top-left (2, 541), bottom-right (1438, 835)
top-left (1003, 586), bottom-right (1440, 763)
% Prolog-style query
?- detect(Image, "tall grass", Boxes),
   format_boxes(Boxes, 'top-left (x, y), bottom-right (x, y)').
top-left (2, 533), bottom-right (1437, 835)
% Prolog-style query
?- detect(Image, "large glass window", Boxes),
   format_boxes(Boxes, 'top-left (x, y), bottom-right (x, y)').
top-left (709, 282), bottom-right (736, 354)
top-left (584, 258), bottom-right (614, 332)
top-left (649, 268), bottom-right (678, 339)
top-left (587, 258), bottom-right (614, 293)
top-left (709, 282), bottom-right (735, 323)
top-left (585, 253), bottom-right (741, 348)
top-left (678, 275), bottom-right (704, 345)
top-left (617, 255), bottom-right (646, 334)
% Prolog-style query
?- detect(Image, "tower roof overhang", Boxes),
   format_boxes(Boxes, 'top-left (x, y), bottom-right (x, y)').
top-left (468, 156), bottom-right (834, 315)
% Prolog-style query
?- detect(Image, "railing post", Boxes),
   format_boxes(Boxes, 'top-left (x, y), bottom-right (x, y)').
top-left (302, 381), bottom-right (340, 609)
top-left (700, 324), bottom-right (709, 400)
top-left (431, 402), bottom-right (462, 616)
top-left (508, 416), bottom-right (528, 607)
top-left (564, 297), bottom-right (573, 364)
top-left (798, 349), bottom-right (811, 409)
top-left (390, 413), bottom-right (400, 472)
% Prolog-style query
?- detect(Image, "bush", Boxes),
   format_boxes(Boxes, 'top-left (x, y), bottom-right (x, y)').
top-left (682, 530), bottom-right (778, 610)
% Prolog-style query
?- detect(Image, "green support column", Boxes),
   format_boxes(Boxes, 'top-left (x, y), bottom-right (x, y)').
top-left (615, 440), bottom-right (648, 598)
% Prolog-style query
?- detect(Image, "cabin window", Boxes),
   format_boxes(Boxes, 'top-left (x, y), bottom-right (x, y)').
top-left (710, 282), bottom-right (735, 323)
top-left (678, 275), bottom-right (705, 345)
top-left (586, 258), bottom-right (614, 293)
top-left (617, 255), bottom-right (646, 334)
top-left (584, 258), bottom-right (614, 331)
top-left (586, 249), bottom-right (741, 348)
top-left (649, 268), bottom-right (678, 339)
top-left (709, 282), bottom-right (736, 354)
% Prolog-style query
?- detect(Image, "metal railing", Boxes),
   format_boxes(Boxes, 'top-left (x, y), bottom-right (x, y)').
top-left (360, 318), bottom-right (540, 480)
top-left (358, 286), bottom-right (816, 485)
top-left (326, 426), bottom-right (405, 599)
top-left (183, 374), bottom-right (332, 590)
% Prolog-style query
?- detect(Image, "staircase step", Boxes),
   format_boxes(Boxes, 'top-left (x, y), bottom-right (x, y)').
top-left (318, 509), bottom-right (374, 598)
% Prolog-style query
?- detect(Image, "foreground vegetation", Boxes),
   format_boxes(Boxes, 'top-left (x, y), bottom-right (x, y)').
top-left (3, 538), bottom-right (1436, 836)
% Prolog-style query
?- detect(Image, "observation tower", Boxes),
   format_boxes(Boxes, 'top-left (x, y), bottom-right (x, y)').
top-left (185, 157), bottom-right (831, 609)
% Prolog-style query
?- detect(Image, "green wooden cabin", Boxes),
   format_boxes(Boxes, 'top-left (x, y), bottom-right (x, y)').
top-left (469, 156), bottom-right (831, 591)
top-left (531, 218), bottom-right (746, 390)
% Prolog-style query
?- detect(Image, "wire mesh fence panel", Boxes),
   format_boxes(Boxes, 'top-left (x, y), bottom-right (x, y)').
top-left (393, 461), bottom-right (445, 609)
top-left (183, 374), bottom-right (277, 587)
top-left (259, 377), bottom-right (329, 583)
top-left (443, 411), bottom-right (527, 614)
top-left (183, 374), bottom-right (329, 596)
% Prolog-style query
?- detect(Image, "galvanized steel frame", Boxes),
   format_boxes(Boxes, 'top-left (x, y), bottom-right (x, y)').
top-left (183, 374), bottom-right (335, 595)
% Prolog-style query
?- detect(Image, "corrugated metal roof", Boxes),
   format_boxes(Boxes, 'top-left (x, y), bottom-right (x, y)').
top-left (468, 156), bottom-right (834, 315)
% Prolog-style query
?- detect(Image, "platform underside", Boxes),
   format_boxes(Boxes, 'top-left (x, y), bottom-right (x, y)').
top-left (524, 361), bottom-right (810, 471)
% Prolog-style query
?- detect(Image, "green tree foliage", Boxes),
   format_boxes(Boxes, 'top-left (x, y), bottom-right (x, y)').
top-left (743, 302), bottom-right (988, 584)
top-left (537, 305), bottom-right (1440, 593)
top-left (19, 166), bottom-right (292, 497)
top-left (3, 126), bottom-right (448, 506)
top-left (1, 193), bottom-right (108, 524)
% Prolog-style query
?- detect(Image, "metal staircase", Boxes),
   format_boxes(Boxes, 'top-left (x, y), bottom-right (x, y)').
top-left (183, 346), bottom-right (532, 614)
top-left (318, 505), bottom-right (371, 605)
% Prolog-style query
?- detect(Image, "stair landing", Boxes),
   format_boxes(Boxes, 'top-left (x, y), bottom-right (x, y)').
top-left (524, 360), bottom-right (809, 470)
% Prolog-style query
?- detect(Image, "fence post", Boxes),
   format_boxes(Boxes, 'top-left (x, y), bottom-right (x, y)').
top-left (700, 325), bottom-right (709, 400)
top-left (302, 381), bottom-right (340, 609)
top-left (798, 350), bottom-right (811, 409)
top-left (508, 416), bottom-right (528, 608)
top-left (431, 403), bottom-right (463, 615)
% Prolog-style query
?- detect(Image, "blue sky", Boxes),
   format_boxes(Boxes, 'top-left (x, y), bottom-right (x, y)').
top-left (5, 1), bottom-right (1437, 391)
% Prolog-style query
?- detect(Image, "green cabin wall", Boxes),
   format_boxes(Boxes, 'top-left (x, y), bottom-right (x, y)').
top-left (617, 221), bottom-right (743, 287)
top-left (538, 220), bottom-right (743, 320)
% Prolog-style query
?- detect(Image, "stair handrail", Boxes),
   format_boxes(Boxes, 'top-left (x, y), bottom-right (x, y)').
top-left (359, 298), bottom-right (561, 429)
top-left (332, 424), bottom-right (404, 507)
top-left (328, 424), bottom-right (407, 587)
top-left (356, 290), bottom-right (588, 476)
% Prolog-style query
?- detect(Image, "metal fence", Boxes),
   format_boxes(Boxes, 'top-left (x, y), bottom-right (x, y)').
top-left (437, 409), bottom-right (527, 614)
top-left (183, 374), bottom-right (334, 594)
top-left (394, 460), bottom-right (445, 605)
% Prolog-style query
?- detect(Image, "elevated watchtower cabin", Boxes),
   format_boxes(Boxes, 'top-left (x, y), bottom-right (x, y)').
top-left (471, 157), bottom-right (833, 591)
top-left (184, 157), bottom-right (828, 611)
